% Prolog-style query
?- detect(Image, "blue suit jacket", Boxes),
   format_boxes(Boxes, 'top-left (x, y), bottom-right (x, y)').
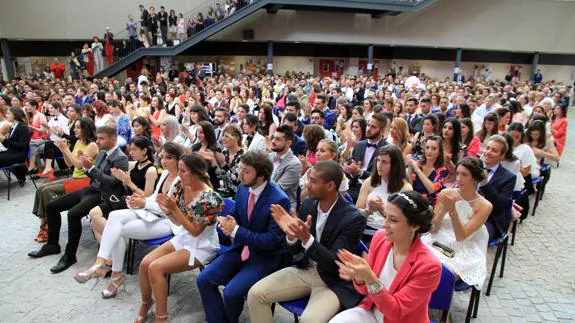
top-left (290, 135), bottom-right (307, 157)
top-left (323, 109), bottom-right (336, 130)
top-left (479, 165), bottom-right (515, 236)
top-left (228, 182), bottom-right (291, 263)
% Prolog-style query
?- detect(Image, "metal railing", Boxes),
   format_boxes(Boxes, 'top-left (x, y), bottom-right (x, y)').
top-left (112, 0), bottom-right (258, 58)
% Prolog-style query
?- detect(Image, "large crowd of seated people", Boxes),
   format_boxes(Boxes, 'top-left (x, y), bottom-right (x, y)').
top-left (0, 67), bottom-right (569, 322)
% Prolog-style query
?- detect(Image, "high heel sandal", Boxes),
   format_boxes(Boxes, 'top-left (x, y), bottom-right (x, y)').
top-left (101, 274), bottom-right (126, 299)
top-left (134, 299), bottom-right (155, 323)
top-left (73, 263), bottom-right (108, 289)
top-left (154, 314), bottom-right (171, 323)
top-left (34, 223), bottom-right (48, 243)
top-left (37, 169), bottom-right (54, 178)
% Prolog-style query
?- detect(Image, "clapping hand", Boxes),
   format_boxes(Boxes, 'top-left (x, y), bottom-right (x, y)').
top-left (367, 196), bottom-right (385, 214)
top-left (111, 168), bottom-right (131, 184)
top-left (53, 139), bottom-right (68, 151)
top-left (344, 160), bottom-right (362, 177)
top-left (335, 249), bottom-right (375, 283)
top-left (437, 190), bottom-right (457, 213)
top-left (270, 205), bottom-right (302, 240)
top-left (157, 194), bottom-right (178, 213)
top-left (126, 191), bottom-right (146, 209)
top-left (79, 154), bottom-right (94, 169)
top-left (217, 215), bottom-right (237, 236)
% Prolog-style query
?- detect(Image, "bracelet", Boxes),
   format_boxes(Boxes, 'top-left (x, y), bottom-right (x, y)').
top-left (449, 210), bottom-right (458, 217)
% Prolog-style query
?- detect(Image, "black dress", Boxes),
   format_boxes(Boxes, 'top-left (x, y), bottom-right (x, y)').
top-left (128, 161), bottom-right (155, 195)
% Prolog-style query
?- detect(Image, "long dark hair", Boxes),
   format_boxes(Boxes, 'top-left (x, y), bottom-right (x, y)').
top-left (77, 117), bottom-right (97, 143)
top-left (351, 119), bottom-right (367, 140)
top-left (508, 122), bottom-right (525, 144)
top-left (189, 104), bottom-right (209, 124)
top-left (421, 135), bottom-right (445, 168)
top-left (460, 118), bottom-right (474, 147)
top-left (526, 120), bottom-right (546, 149)
top-left (370, 145), bottom-right (407, 193)
top-left (130, 136), bottom-right (155, 163)
top-left (478, 113), bottom-right (499, 142)
top-left (198, 120), bottom-right (218, 151)
top-left (500, 132), bottom-right (517, 162)
top-left (457, 103), bottom-right (471, 119)
top-left (132, 116), bottom-right (152, 139)
top-left (442, 117), bottom-right (462, 164)
top-left (181, 153), bottom-right (212, 187)
top-left (259, 102), bottom-right (274, 133)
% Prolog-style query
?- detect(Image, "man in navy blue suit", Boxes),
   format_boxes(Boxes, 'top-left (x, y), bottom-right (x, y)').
top-left (282, 113), bottom-right (307, 156)
top-left (314, 94), bottom-right (336, 130)
top-left (197, 150), bottom-right (291, 323)
top-left (479, 135), bottom-right (516, 240)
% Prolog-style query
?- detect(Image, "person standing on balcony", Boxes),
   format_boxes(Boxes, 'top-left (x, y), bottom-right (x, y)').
top-left (91, 37), bottom-right (104, 74)
top-left (127, 15), bottom-right (138, 53)
top-left (176, 13), bottom-right (186, 43)
top-left (139, 4), bottom-right (149, 41)
top-left (104, 27), bottom-right (114, 65)
top-left (149, 7), bottom-right (158, 46)
top-left (158, 6), bottom-right (168, 46)
top-left (168, 9), bottom-right (177, 42)
top-left (81, 43), bottom-right (94, 77)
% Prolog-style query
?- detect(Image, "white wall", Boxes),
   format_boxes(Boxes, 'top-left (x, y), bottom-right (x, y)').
top-left (209, 0), bottom-right (575, 54)
top-left (0, 0), bottom-right (209, 40)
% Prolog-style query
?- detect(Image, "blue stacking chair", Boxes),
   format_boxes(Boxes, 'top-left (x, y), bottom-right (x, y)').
top-left (485, 199), bottom-right (514, 297)
top-left (510, 190), bottom-right (522, 246)
top-left (216, 197), bottom-right (236, 252)
top-left (429, 264), bottom-right (456, 323)
top-left (126, 234), bottom-right (174, 275)
top-left (1, 145), bottom-right (37, 200)
top-left (276, 241), bottom-right (369, 322)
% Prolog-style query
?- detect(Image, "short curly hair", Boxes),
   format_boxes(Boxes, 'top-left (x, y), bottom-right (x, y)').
top-left (387, 191), bottom-right (433, 235)
top-left (456, 157), bottom-right (486, 183)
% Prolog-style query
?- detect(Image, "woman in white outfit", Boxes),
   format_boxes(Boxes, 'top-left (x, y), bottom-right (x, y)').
top-left (91, 36), bottom-right (104, 74)
top-left (73, 143), bottom-right (184, 297)
top-left (422, 157), bottom-right (493, 289)
top-left (134, 152), bottom-right (223, 323)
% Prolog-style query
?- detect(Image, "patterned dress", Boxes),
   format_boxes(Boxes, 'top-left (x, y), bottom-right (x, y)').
top-left (169, 183), bottom-right (223, 266)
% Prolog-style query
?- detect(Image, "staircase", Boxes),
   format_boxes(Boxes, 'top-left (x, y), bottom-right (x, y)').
top-left (94, 0), bottom-right (437, 78)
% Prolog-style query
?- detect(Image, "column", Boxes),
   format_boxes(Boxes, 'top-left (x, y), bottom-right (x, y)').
top-left (0, 39), bottom-right (14, 80)
top-left (367, 45), bottom-right (374, 76)
top-left (267, 41), bottom-right (273, 75)
top-left (532, 52), bottom-right (539, 81)
top-left (454, 48), bottom-right (462, 81)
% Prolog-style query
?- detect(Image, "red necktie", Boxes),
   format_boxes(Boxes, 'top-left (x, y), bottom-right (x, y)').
top-left (241, 191), bottom-right (256, 261)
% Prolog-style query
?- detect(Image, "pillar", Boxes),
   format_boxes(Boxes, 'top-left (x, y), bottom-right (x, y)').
top-left (367, 45), bottom-right (374, 76)
top-left (0, 39), bottom-right (14, 80)
top-left (267, 41), bottom-right (273, 75)
top-left (532, 52), bottom-right (539, 81)
top-left (454, 48), bottom-right (462, 80)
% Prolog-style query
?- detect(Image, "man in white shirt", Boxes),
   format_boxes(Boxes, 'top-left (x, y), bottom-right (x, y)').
top-left (248, 160), bottom-right (366, 322)
top-left (472, 93), bottom-right (501, 132)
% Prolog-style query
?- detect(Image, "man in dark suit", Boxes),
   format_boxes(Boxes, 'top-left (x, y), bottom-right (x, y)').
top-left (158, 6), bottom-right (168, 45)
top-left (404, 96), bottom-right (419, 134)
top-left (0, 107), bottom-right (30, 183)
top-left (197, 150), bottom-right (291, 323)
top-left (139, 4), bottom-right (149, 39)
top-left (28, 126), bottom-right (129, 273)
top-left (314, 94), bottom-right (336, 130)
top-left (344, 113), bottom-right (388, 201)
top-left (248, 160), bottom-right (366, 322)
top-left (479, 135), bottom-right (516, 240)
top-left (282, 112), bottom-right (306, 156)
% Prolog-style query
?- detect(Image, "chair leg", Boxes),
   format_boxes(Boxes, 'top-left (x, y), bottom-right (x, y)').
top-left (532, 183), bottom-right (542, 216)
top-left (485, 243), bottom-right (503, 296)
top-left (511, 220), bottom-right (518, 246)
top-left (126, 239), bottom-right (134, 275)
top-left (294, 315), bottom-right (299, 323)
top-left (6, 170), bottom-right (12, 201)
top-left (473, 288), bottom-right (480, 318)
top-left (465, 288), bottom-right (475, 323)
top-left (499, 237), bottom-right (508, 278)
top-left (166, 274), bottom-right (171, 296)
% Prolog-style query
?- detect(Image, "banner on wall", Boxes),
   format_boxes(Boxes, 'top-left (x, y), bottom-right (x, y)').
top-left (319, 59), bottom-right (344, 78)
top-left (473, 64), bottom-right (492, 81)
top-left (358, 59), bottom-right (379, 77)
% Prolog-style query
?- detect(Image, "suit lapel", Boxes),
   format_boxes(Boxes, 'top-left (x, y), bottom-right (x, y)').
top-left (95, 151), bottom-right (106, 169)
top-left (317, 197), bottom-right (344, 244)
top-left (248, 182), bottom-right (270, 227)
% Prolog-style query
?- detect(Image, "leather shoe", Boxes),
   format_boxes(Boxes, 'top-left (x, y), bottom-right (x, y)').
top-left (50, 255), bottom-right (77, 274)
top-left (28, 245), bottom-right (61, 258)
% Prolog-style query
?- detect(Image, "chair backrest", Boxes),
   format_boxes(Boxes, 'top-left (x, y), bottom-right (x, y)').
top-left (358, 240), bottom-right (369, 253)
top-left (504, 198), bottom-right (514, 229)
top-left (344, 192), bottom-right (353, 203)
top-left (220, 197), bottom-right (235, 217)
top-left (429, 263), bottom-right (456, 311)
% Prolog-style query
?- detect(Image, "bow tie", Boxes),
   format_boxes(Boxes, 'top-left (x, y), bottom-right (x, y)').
top-left (53, 118), bottom-right (58, 121)
top-left (484, 168), bottom-right (494, 174)
top-left (366, 143), bottom-right (378, 149)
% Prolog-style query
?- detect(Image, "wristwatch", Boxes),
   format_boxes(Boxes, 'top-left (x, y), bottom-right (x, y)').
top-left (367, 280), bottom-right (384, 294)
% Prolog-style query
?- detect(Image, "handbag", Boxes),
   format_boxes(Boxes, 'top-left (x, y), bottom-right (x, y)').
top-left (63, 177), bottom-right (91, 194)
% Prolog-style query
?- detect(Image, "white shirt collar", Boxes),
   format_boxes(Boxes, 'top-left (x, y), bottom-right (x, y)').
top-left (106, 145), bottom-right (119, 157)
top-left (249, 180), bottom-right (267, 197)
top-left (317, 196), bottom-right (339, 216)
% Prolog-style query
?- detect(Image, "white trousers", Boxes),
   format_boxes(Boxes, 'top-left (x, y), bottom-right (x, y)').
top-left (329, 307), bottom-right (381, 323)
top-left (97, 209), bottom-right (172, 272)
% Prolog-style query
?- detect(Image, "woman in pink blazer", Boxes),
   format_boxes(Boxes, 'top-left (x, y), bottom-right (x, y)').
top-left (331, 191), bottom-right (442, 323)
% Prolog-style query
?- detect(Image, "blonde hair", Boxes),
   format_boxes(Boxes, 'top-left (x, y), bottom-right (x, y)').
top-left (318, 139), bottom-right (338, 161)
top-left (391, 118), bottom-right (410, 152)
